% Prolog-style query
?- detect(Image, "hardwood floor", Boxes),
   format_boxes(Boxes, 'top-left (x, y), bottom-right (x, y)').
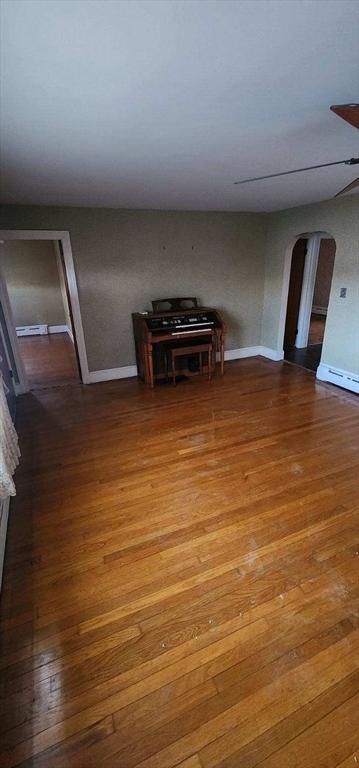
top-left (0, 358), bottom-right (358, 767)
top-left (284, 315), bottom-right (326, 373)
top-left (18, 333), bottom-right (79, 389)
top-left (284, 343), bottom-right (322, 373)
top-left (308, 314), bottom-right (326, 346)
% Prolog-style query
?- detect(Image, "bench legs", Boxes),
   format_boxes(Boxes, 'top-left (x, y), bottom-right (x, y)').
top-left (171, 346), bottom-right (212, 385)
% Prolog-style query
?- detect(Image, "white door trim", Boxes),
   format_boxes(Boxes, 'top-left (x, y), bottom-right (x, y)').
top-left (278, 230), bottom-right (334, 355)
top-left (0, 230), bottom-right (90, 387)
top-left (295, 233), bottom-right (321, 348)
top-left (0, 496), bottom-right (10, 591)
top-left (0, 305), bottom-right (20, 394)
top-left (276, 236), bottom-right (299, 356)
top-left (0, 262), bottom-right (28, 394)
top-left (53, 239), bottom-right (76, 344)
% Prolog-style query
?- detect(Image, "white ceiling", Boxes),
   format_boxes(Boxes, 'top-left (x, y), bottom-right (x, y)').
top-left (0, 0), bottom-right (358, 212)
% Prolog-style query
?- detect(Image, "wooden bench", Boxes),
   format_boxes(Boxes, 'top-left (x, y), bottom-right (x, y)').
top-left (168, 343), bottom-right (212, 385)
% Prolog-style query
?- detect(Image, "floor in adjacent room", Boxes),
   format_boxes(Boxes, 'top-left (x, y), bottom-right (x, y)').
top-left (308, 313), bottom-right (326, 346)
top-left (284, 313), bottom-right (326, 373)
top-left (18, 333), bottom-right (79, 390)
top-left (0, 358), bottom-right (358, 768)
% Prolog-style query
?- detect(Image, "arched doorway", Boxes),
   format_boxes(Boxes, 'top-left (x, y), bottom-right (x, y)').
top-left (283, 232), bottom-right (336, 372)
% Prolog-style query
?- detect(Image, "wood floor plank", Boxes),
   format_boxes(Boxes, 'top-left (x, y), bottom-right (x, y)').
top-left (173, 758), bottom-right (203, 768)
top-left (77, 621), bottom-right (357, 768)
top-left (335, 750), bottom-right (359, 767)
top-left (120, 634), bottom-right (359, 768)
top-left (207, 671), bottom-right (359, 768)
top-left (15, 715), bottom-right (115, 768)
top-left (253, 691), bottom-right (359, 768)
top-left (0, 358), bottom-right (358, 767)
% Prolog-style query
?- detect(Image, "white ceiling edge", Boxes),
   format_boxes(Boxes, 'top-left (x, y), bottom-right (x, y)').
top-left (0, 0), bottom-right (358, 212)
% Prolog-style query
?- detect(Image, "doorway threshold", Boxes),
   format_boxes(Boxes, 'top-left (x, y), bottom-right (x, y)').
top-left (284, 344), bottom-right (322, 373)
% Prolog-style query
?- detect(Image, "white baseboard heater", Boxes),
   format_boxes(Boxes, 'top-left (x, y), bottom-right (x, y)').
top-left (317, 362), bottom-right (359, 394)
top-left (16, 324), bottom-right (48, 336)
top-left (16, 324), bottom-right (70, 337)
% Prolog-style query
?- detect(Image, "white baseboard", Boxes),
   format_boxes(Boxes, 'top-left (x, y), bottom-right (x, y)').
top-left (0, 496), bottom-right (10, 591)
top-left (50, 324), bottom-right (74, 342)
top-left (88, 365), bottom-right (138, 383)
top-left (223, 345), bottom-right (283, 361)
top-left (87, 346), bottom-right (283, 384)
top-left (48, 324), bottom-right (68, 334)
top-left (258, 346), bottom-right (284, 361)
top-left (224, 346), bottom-right (259, 361)
top-left (316, 363), bottom-right (359, 394)
top-left (312, 306), bottom-right (327, 316)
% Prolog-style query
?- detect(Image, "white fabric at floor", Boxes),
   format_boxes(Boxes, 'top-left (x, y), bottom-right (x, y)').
top-left (0, 373), bottom-right (20, 498)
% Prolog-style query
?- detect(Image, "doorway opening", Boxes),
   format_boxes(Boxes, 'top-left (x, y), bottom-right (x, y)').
top-left (0, 231), bottom-right (89, 392)
top-left (283, 233), bottom-right (336, 373)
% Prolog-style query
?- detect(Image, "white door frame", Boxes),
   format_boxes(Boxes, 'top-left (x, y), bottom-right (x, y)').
top-left (0, 230), bottom-right (90, 390)
top-left (278, 231), bottom-right (334, 354)
top-left (295, 234), bottom-right (321, 348)
top-left (0, 265), bottom-right (28, 394)
top-left (53, 240), bottom-right (75, 343)
top-left (0, 295), bottom-right (22, 395)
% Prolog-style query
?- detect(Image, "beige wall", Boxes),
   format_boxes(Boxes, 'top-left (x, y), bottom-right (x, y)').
top-left (0, 240), bottom-right (66, 328)
top-left (313, 239), bottom-right (336, 311)
top-left (261, 196), bottom-right (359, 374)
top-left (0, 207), bottom-right (268, 371)
top-left (0, 198), bottom-right (358, 377)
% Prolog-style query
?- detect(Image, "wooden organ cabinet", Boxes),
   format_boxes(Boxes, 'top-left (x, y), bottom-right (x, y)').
top-left (132, 297), bottom-right (226, 387)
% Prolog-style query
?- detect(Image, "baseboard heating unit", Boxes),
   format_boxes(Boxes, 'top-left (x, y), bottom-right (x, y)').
top-left (16, 324), bottom-right (48, 336)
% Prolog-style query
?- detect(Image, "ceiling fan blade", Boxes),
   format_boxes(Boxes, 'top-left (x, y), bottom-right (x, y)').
top-left (335, 176), bottom-right (359, 197)
top-left (330, 104), bottom-right (359, 129)
top-left (234, 158), bottom-right (359, 185)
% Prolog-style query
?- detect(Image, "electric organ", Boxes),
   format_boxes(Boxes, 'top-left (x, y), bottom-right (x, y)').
top-left (132, 297), bottom-right (226, 387)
